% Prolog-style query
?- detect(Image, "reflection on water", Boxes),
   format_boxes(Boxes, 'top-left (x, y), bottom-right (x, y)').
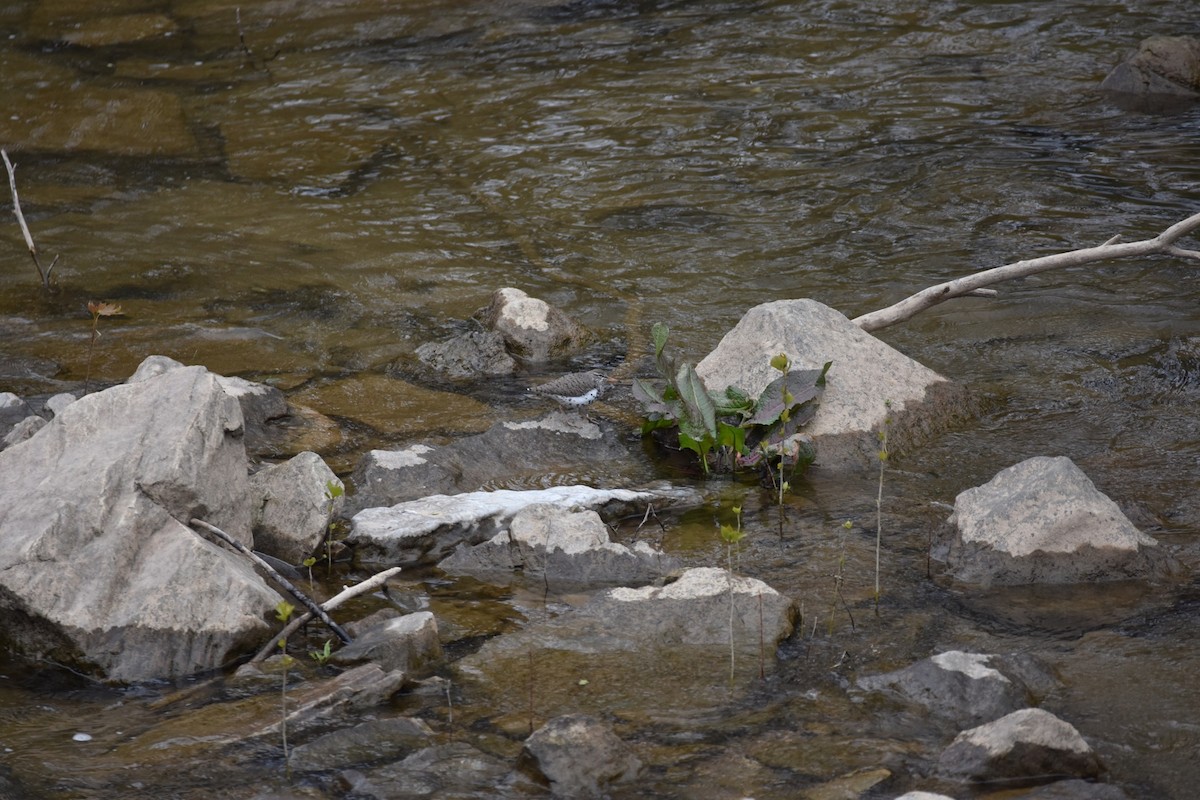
top-left (1, 0), bottom-right (1199, 797)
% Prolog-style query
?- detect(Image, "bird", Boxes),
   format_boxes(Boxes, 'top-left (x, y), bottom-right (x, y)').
top-left (529, 369), bottom-right (609, 408)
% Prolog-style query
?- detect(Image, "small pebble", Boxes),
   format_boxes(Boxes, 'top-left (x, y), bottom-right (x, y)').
top-left (72, 733), bottom-right (92, 742)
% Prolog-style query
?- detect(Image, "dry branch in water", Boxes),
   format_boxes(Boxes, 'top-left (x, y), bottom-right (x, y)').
top-left (853, 210), bottom-right (1200, 332)
top-left (2, 148), bottom-right (57, 290)
top-left (189, 518), bottom-right (352, 645)
top-left (251, 566), bottom-right (402, 663)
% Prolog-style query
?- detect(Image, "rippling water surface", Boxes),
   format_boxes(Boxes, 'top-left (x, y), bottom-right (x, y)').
top-left (1, 0), bottom-right (1199, 797)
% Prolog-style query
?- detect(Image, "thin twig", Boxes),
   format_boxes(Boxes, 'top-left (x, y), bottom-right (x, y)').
top-left (853, 210), bottom-right (1200, 331)
top-left (251, 566), bottom-right (401, 663)
top-left (189, 518), bottom-right (352, 644)
top-left (2, 148), bottom-right (54, 290)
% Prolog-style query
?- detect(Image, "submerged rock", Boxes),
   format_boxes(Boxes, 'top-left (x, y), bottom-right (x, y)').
top-left (520, 714), bottom-right (642, 798)
top-left (857, 650), bottom-right (1059, 727)
top-left (937, 708), bottom-right (1103, 783)
top-left (438, 503), bottom-right (682, 589)
top-left (945, 456), bottom-right (1181, 586)
top-left (0, 365), bottom-right (279, 682)
top-left (695, 299), bottom-right (971, 469)
top-left (288, 717), bottom-right (434, 772)
top-left (415, 328), bottom-right (517, 379)
top-left (340, 742), bottom-right (523, 798)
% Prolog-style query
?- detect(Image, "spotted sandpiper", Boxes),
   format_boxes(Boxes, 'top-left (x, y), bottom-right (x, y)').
top-left (529, 369), bottom-right (609, 407)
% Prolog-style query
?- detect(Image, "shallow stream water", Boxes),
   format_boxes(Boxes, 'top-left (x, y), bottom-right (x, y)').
top-left (1, 0), bottom-right (1199, 797)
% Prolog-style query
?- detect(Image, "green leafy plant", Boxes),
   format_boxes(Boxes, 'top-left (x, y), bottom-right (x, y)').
top-left (309, 638), bottom-right (332, 666)
top-left (322, 480), bottom-right (344, 569)
top-left (274, 600), bottom-right (296, 763)
top-left (633, 323), bottom-right (830, 481)
top-left (828, 520), bottom-right (856, 635)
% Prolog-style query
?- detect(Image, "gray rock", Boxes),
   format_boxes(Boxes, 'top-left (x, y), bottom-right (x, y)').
top-left (348, 411), bottom-right (635, 513)
top-left (695, 299), bottom-right (971, 469)
top-left (478, 287), bottom-right (591, 362)
top-left (0, 366), bottom-right (275, 681)
top-left (0, 392), bottom-right (32, 431)
top-left (1011, 779), bottom-right (1131, 799)
top-left (893, 793), bottom-right (957, 800)
top-left (439, 503), bottom-right (682, 589)
top-left (1101, 36), bottom-right (1200, 98)
top-left (520, 714), bottom-right (641, 798)
top-left (288, 717), bottom-right (433, 772)
top-left (332, 611), bottom-right (443, 676)
top-left (125, 664), bottom-right (406, 753)
top-left (1, 414), bottom-right (46, 450)
top-left (250, 451), bottom-right (342, 564)
top-left (128, 355), bottom-right (288, 452)
top-left (350, 484), bottom-right (698, 567)
top-left (43, 392), bottom-right (75, 418)
top-left (415, 328), bottom-right (517, 378)
top-left (342, 742), bottom-right (518, 798)
top-left (937, 708), bottom-right (1103, 783)
top-left (858, 650), bottom-right (1059, 727)
top-left (468, 567), bottom-right (796, 660)
top-left (946, 456), bottom-right (1180, 586)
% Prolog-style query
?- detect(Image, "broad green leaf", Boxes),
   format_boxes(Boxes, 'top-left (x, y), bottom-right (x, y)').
top-left (676, 363), bottom-right (717, 439)
top-left (716, 421), bottom-right (747, 455)
top-left (652, 322), bottom-right (669, 358)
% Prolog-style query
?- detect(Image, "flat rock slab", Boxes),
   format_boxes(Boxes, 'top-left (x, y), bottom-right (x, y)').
top-left (946, 456), bottom-right (1181, 586)
top-left (350, 484), bottom-right (701, 567)
top-left (348, 411), bottom-right (636, 513)
top-left (438, 503), bottom-right (682, 589)
top-left (696, 299), bottom-right (971, 469)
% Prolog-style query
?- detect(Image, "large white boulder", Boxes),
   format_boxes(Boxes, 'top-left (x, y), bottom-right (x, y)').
top-left (0, 366), bottom-right (280, 681)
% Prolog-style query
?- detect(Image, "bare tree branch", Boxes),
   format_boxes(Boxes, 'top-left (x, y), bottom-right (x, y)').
top-left (190, 517), bottom-right (352, 645)
top-left (853, 210), bottom-right (1200, 332)
top-left (2, 148), bottom-right (55, 290)
top-left (251, 566), bottom-right (401, 663)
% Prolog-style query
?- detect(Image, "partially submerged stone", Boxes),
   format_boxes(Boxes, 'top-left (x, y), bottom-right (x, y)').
top-left (478, 287), bottom-right (592, 362)
top-left (946, 456), bottom-right (1180, 586)
top-left (348, 411), bottom-right (636, 512)
top-left (937, 708), bottom-right (1103, 783)
top-left (438, 503), bottom-right (682, 589)
top-left (1101, 36), bottom-right (1200, 111)
top-left (416, 329), bottom-right (517, 379)
top-left (331, 611), bottom-right (443, 676)
top-left (857, 650), bottom-right (1059, 727)
top-left (520, 715), bottom-right (642, 798)
top-left (696, 299), bottom-right (970, 469)
top-left (349, 484), bottom-right (699, 567)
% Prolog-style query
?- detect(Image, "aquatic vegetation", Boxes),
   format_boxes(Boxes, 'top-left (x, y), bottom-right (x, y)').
top-left (633, 322), bottom-right (830, 481)
top-left (84, 300), bottom-right (123, 394)
top-left (274, 600), bottom-right (297, 764)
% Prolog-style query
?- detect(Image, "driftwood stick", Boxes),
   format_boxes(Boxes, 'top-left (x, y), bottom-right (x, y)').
top-left (1, 148), bottom-right (53, 290)
top-left (853, 209), bottom-right (1200, 332)
top-left (189, 518), bottom-right (352, 644)
top-left (250, 566), bottom-right (401, 663)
